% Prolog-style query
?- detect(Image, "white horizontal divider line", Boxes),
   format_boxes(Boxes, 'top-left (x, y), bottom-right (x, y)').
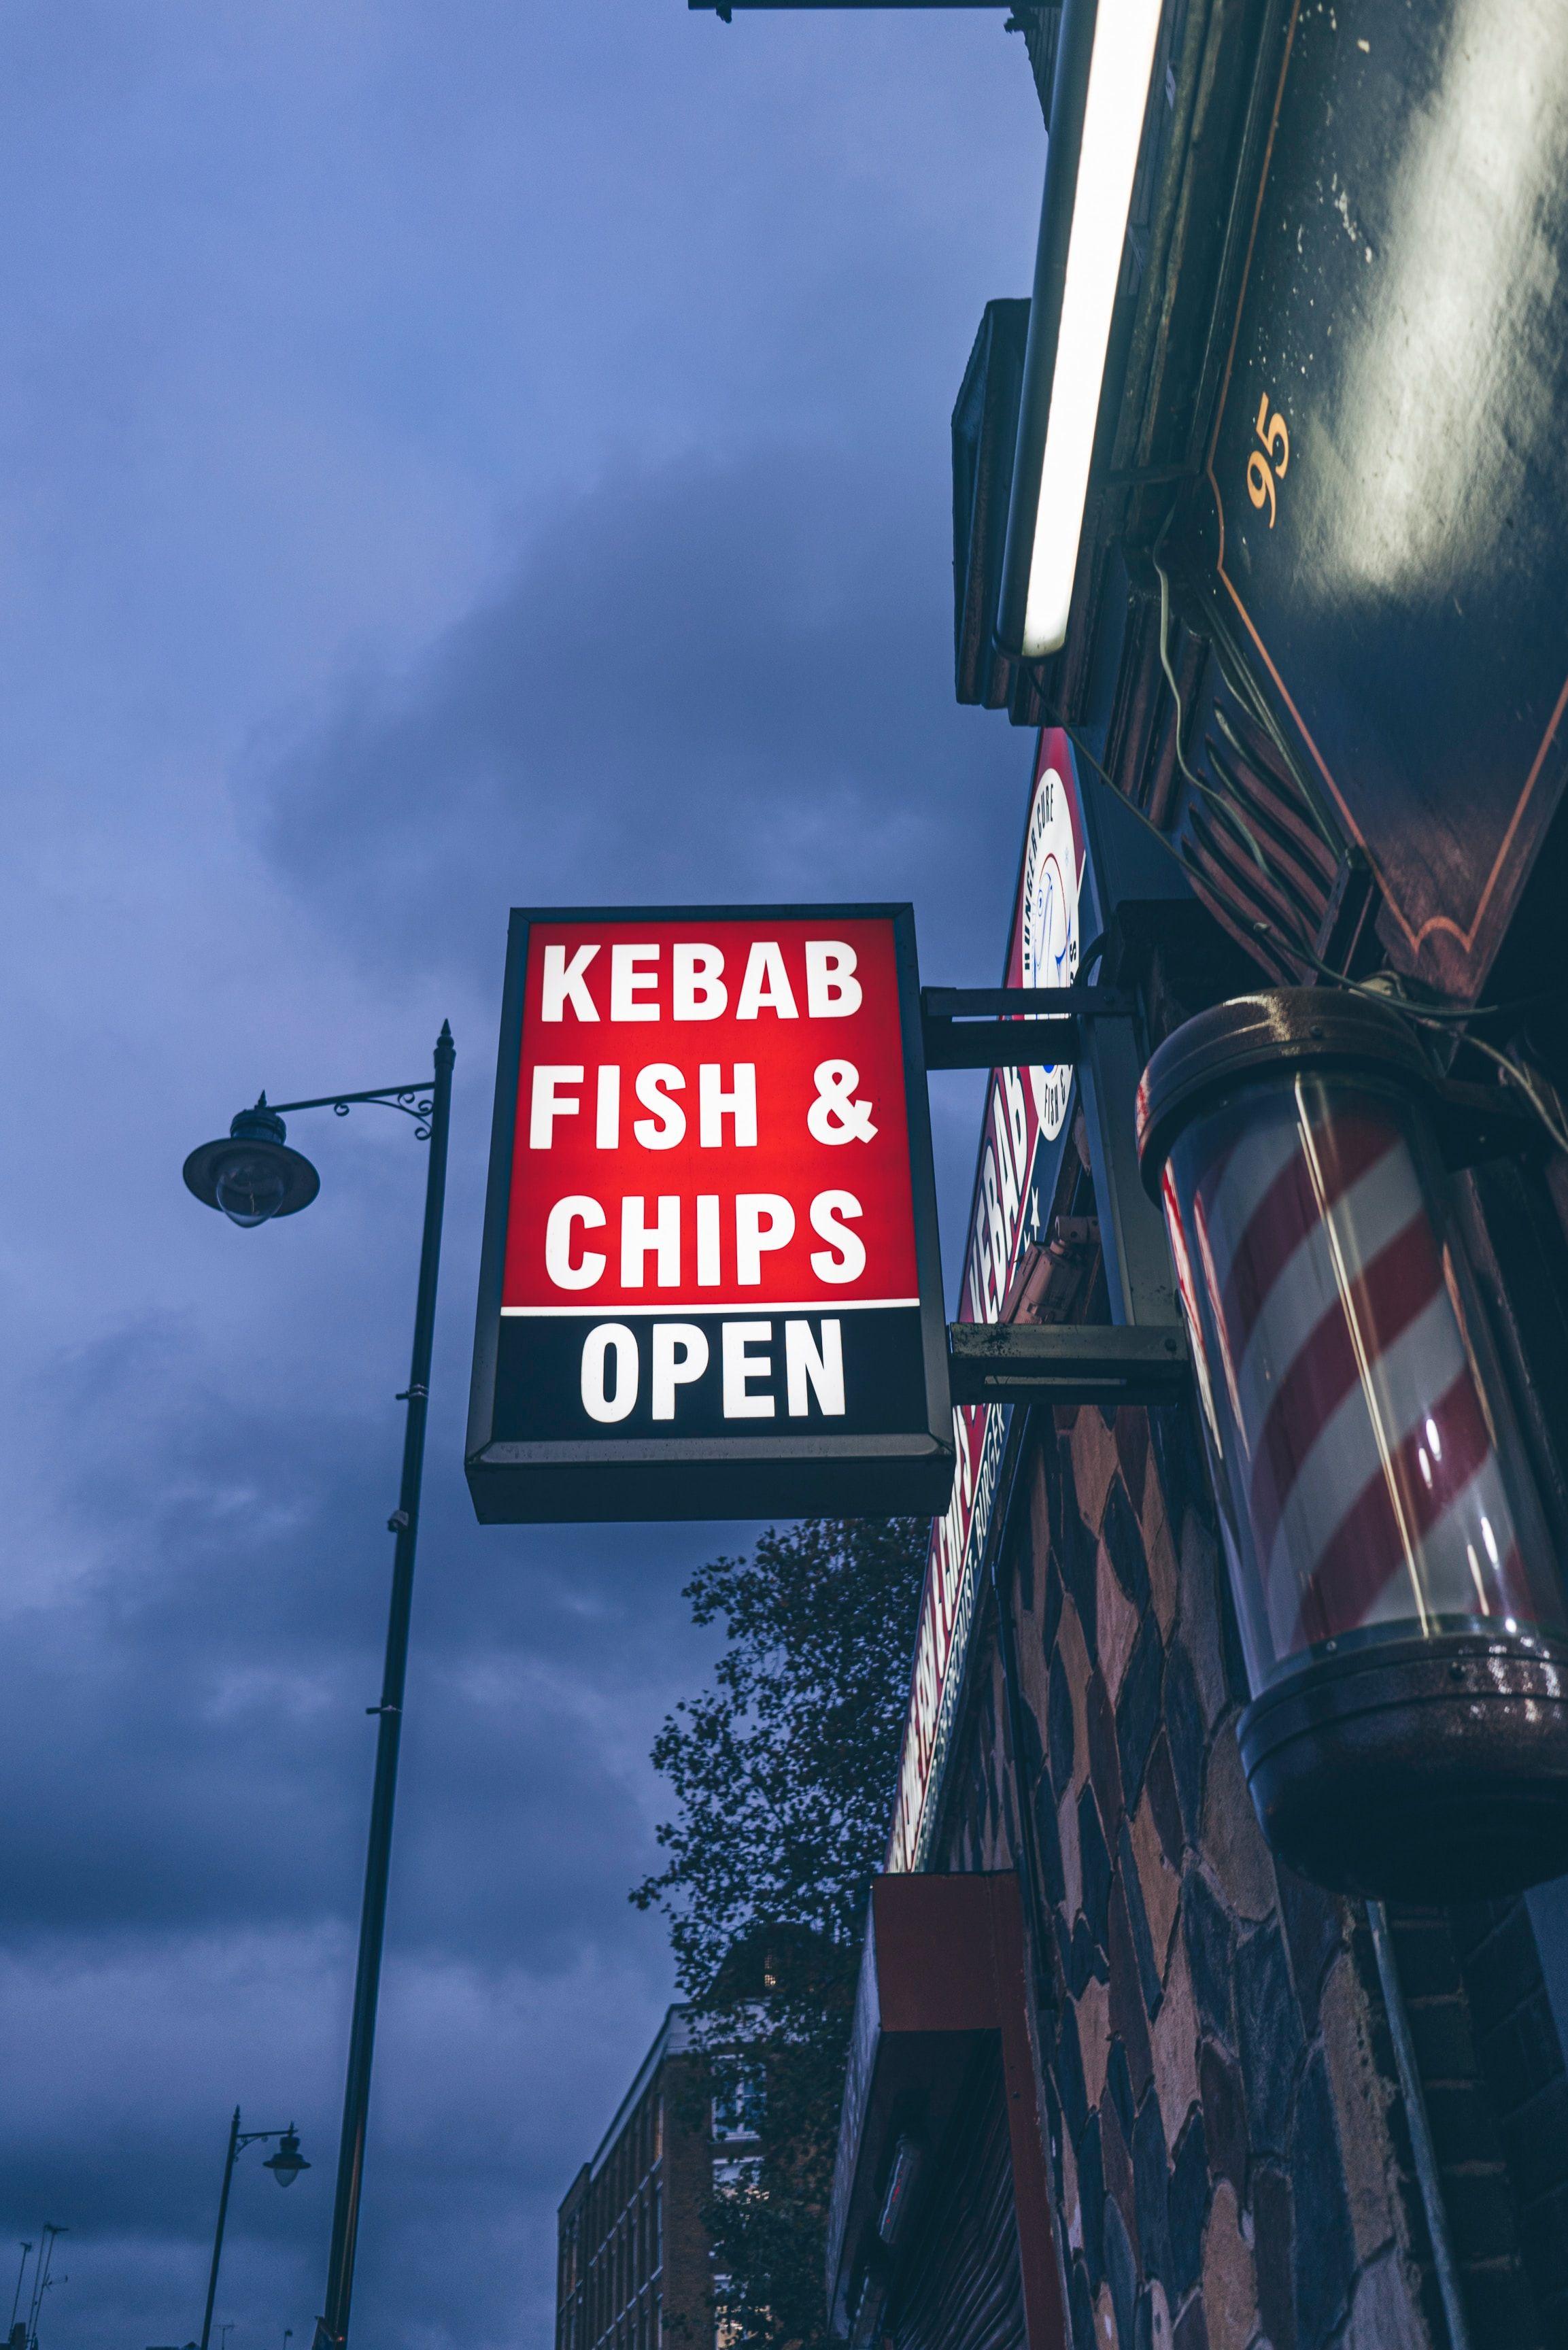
top-left (500, 1297), bottom-right (920, 1317)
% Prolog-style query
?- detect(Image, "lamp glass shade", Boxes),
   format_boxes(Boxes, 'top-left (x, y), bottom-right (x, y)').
top-left (264, 2130), bottom-right (308, 2187)
top-left (183, 1105), bottom-right (320, 1225)
top-left (214, 1147), bottom-right (291, 1227)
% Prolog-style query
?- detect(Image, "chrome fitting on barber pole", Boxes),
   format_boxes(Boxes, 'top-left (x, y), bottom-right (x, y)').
top-left (1136, 988), bottom-right (1568, 1901)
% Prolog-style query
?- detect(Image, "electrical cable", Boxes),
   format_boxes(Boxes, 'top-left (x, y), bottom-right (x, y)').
top-left (1462, 1033), bottom-right (1568, 1159)
top-left (1147, 508), bottom-right (1341, 866)
top-left (1248, 920), bottom-right (1568, 1027)
top-left (1061, 714), bottom-right (1568, 1030)
top-left (1049, 704), bottom-right (1568, 1158)
top-left (1015, 592), bottom-right (1568, 1156)
top-left (1249, 919), bottom-right (1568, 1155)
top-left (1147, 505), bottom-right (1343, 857)
top-left (1148, 543), bottom-right (1278, 885)
top-left (1248, 920), bottom-right (1565, 1031)
top-left (1055, 715), bottom-right (1314, 974)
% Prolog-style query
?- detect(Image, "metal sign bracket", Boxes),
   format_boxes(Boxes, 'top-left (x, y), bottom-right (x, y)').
top-left (947, 1319), bottom-right (1189, 1404)
top-left (919, 983), bottom-right (1135, 1069)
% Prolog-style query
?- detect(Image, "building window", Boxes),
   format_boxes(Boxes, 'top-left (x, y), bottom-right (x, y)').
top-left (710, 2057), bottom-right (762, 2141)
top-left (711, 2156), bottom-right (762, 2194)
top-left (711, 2270), bottom-right (738, 2350)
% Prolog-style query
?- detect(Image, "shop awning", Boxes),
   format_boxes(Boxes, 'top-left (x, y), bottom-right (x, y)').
top-left (826, 1871), bottom-right (1063, 2349)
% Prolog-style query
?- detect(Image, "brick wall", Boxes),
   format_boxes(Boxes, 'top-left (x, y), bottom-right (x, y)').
top-left (938, 1399), bottom-right (1448, 2350)
top-left (1375, 1895), bottom-right (1568, 2350)
top-left (554, 2035), bottom-right (717, 2350)
top-left (1450, 1899), bottom-right (1568, 2345)
top-left (659, 2052), bottom-right (716, 2350)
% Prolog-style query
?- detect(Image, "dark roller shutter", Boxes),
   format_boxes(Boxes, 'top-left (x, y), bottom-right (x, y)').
top-left (891, 2039), bottom-right (1027, 2350)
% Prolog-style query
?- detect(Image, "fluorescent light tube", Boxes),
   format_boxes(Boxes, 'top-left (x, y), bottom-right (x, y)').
top-left (1005, 0), bottom-right (1164, 659)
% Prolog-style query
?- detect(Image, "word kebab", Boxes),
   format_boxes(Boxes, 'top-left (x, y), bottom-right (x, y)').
top-left (466, 905), bottom-right (954, 1522)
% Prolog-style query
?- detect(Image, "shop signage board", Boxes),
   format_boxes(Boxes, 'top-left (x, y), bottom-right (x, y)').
top-left (466, 904), bottom-right (953, 1522)
top-left (889, 732), bottom-right (1090, 1873)
top-left (1193, 0), bottom-right (1568, 1000)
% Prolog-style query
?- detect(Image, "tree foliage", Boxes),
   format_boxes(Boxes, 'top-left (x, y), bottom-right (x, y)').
top-left (632, 1516), bottom-right (926, 2350)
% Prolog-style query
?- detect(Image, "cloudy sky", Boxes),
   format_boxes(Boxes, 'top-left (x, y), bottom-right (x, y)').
top-left (0, 7), bottom-right (1043, 2347)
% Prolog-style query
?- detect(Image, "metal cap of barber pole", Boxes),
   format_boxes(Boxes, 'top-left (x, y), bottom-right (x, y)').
top-left (1137, 989), bottom-right (1568, 1901)
top-left (1132, 987), bottom-right (1435, 1195)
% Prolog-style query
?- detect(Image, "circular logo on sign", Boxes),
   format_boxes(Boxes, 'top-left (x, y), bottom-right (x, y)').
top-left (1019, 766), bottom-right (1080, 1141)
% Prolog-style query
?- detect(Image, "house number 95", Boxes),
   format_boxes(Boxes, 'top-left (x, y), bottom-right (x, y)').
top-left (1247, 394), bottom-right (1291, 526)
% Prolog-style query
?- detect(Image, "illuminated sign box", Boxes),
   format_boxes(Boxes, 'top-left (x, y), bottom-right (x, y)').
top-left (466, 904), bottom-right (954, 1522)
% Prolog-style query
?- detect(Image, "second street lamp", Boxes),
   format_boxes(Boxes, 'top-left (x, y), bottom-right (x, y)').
top-left (184, 1021), bottom-right (455, 2350)
top-left (199, 2113), bottom-right (311, 2350)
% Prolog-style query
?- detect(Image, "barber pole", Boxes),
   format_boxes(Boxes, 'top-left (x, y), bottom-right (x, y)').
top-left (1138, 990), bottom-right (1568, 1902)
top-left (1177, 1085), bottom-right (1531, 1666)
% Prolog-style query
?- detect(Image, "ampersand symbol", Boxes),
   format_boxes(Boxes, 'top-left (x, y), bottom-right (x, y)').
top-left (808, 1059), bottom-right (878, 1145)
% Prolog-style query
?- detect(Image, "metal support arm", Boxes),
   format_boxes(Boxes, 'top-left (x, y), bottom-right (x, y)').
top-left (948, 1321), bottom-right (1190, 1406)
top-left (920, 985), bottom-right (1134, 1070)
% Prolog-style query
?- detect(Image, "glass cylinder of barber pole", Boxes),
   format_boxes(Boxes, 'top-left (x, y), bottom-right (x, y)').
top-left (1136, 989), bottom-right (1568, 1901)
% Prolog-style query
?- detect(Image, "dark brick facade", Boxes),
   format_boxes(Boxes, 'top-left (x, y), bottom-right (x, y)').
top-left (935, 1399), bottom-right (1454, 2350)
top-left (906, 0), bottom-right (1568, 2339)
top-left (1374, 1896), bottom-right (1568, 2350)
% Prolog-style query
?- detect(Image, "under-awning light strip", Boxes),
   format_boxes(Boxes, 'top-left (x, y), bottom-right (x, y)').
top-left (1020, 0), bottom-right (1164, 658)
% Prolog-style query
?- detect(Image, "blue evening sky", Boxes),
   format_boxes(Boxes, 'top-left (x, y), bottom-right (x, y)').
top-left (0, 6), bottom-right (1043, 2345)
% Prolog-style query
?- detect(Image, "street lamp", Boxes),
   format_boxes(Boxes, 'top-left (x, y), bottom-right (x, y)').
top-left (183, 1021), bottom-right (456, 2350)
top-left (200, 2112), bottom-right (312, 2350)
top-left (183, 1102), bottom-right (320, 1227)
top-left (265, 2130), bottom-right (310, 2187)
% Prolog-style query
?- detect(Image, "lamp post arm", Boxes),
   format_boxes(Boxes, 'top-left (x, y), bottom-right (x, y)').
top-left (318, 1021), bottom-right (455, 2350)
top-left (200, 2109), bottom-right (242, 2350)
top-left (263, 1085), bottom-right (434, 1117)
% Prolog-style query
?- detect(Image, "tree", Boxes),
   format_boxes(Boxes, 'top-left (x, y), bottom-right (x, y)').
top-left (632, 1516), bottom-right (927, 2350)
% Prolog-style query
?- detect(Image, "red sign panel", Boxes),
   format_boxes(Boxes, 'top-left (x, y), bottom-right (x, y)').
top-left (466, 904), bottom-right (953, 1523)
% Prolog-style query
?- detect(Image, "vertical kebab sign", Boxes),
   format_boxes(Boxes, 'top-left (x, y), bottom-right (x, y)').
top-left (466, 903), bottom-right (954, 1522)
top-left (889, 732), bottom-right (1087, 1873)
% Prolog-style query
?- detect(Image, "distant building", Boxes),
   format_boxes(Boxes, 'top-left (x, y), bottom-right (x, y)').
top-left (556, 2006), bottom-right (759, 2350)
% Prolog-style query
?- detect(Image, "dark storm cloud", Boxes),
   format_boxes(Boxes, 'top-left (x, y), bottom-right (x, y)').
top-left (254, 443), bottom-right (1026, 994)
top-left (0, 1291), bottom-right (728, 2345)
top-left (0, 1305), bottom-right (717, 1962)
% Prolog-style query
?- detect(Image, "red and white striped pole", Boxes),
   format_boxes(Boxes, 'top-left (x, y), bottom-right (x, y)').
top-left (1138, 990), bottom-right (1568, 1902)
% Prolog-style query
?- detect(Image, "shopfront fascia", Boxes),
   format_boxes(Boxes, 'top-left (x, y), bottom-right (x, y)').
top-left (832, 715), bottom-right (1206, 2350)
top-left (890, 729), bottom-right (1191, 1879)
top-left (889, 734), bottom-right (1086, 1882)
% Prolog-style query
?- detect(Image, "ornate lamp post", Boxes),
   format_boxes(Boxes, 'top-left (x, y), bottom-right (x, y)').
top-left (199, 2113), bottom-right (311, 2350)
top-left (184, 1022), bottom-right (455, 2350)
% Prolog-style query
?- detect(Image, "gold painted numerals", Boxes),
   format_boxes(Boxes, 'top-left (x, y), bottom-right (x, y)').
top-left (1246, 393), bottom-right (1291, 527)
